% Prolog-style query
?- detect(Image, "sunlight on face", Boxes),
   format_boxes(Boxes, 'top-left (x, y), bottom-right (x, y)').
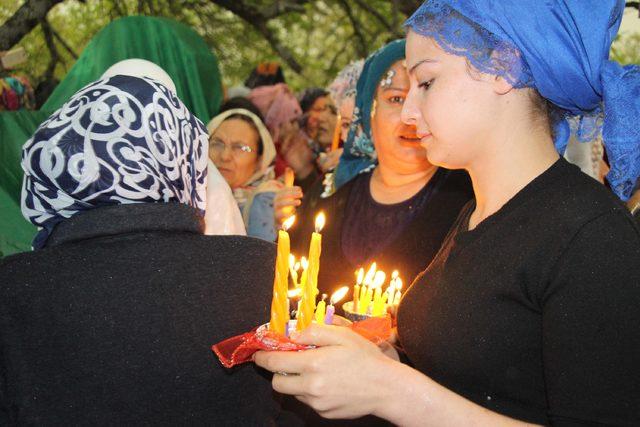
top-left (371, 60), bottom-right (433, 175)
top-left (402, 30), bottom-right (502, 170)
top-left (209, 118), bottom-right (261, 189)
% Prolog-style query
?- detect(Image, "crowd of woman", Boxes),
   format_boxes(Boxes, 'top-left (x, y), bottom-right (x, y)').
top-left (1, 0), bottom-right (639, 425)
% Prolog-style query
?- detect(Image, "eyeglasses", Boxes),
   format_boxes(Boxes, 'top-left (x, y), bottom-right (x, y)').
top-left (210, 138), bottom-right (255, 155)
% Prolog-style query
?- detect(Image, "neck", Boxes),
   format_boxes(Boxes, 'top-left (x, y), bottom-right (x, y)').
top-left (370, 162), bottom-right (438, 204)
top-left (467, 125), bottom-right (559, 230)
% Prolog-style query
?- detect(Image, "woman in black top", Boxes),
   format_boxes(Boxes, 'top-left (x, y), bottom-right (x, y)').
top-left (290, 40), bottom-right (472, 297)
top-left (1, 75), bottom-right (284, 424)
top-left (256, 1), bottom-right (640, 425)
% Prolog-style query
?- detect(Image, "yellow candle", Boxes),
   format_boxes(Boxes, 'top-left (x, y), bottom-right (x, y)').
top-left (330, 113), bottom-right (342, 152)
top-left (297, 212), bottom-right (325, 330)
top-left (269, 216), bottom-right (295, 334)
top-left (315, 298), bottom-right (327, 323)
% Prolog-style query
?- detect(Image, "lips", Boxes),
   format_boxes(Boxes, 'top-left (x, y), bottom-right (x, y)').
top-left (399, 134), bottom-right (422, 143)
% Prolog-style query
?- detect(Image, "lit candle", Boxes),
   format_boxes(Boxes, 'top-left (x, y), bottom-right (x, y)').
top-left (393, 278), bottom-right (403, 306)
top-left (353, 268), bottom-right (364, 313)
top-left (371, 271), bottom-right (386, 316)
top-left (289, 254), bottom-right (299, 287)
top-left (325, 286), bottom-right (349, 324)
top-left (315, 294), bottom-right (327, 323)
top-left (297, 212), bottom-right (326, 330)
top-left (300, 256), bottom-right (309, 290)
top-left (269, 215), bottom-right (295, 335)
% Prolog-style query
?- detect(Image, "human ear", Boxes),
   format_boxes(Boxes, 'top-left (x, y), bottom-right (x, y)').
top-left (493, 75), bottom-right (515, 96)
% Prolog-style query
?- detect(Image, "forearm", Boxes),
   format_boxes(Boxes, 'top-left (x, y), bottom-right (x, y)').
top-left (374, 360), bottom-right (539, 427)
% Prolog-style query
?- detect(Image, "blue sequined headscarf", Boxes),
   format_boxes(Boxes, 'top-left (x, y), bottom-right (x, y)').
top-left (330, 39), bottom-right (406, 194)
top-left (406, 0), bottom-right (640, 201)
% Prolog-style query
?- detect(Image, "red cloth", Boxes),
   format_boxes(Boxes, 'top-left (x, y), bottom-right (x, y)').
top-left (212, 317), bottom-right (392, 368)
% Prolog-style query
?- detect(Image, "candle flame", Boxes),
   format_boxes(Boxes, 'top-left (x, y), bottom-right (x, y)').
top-left (301, 257), bottom-right (309, 270)
top-left (315, 212), bottom-right (326, 233)
top-left (364, 262), bottom-right (377, 285)
top-left (356, 268), bottom-right (364, 285)
top-left (392, 270), bottom-right (399, 280)
top-left (288, 288), bottom-right (302, 298)
top-left (373, 271), bottom-right (386, 289)
top-left (289, 253), bottom-right (296, 268)
top-left (294, 262), bottom-right (301, 271)
top-left (395, 278), bottom-right (403, 291)
top-left (330, 286), bottom-right (349, 305)
top-left (283, 215), bottom-right (296, 231)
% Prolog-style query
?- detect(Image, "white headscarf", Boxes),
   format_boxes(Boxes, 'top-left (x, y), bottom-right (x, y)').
top-left (102, 60), bottom-right (245, 236)
top-left (206, 108), bottom-right (278, 227)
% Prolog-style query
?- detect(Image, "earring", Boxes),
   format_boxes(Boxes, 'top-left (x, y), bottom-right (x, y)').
top-left (370, 100), bottom-right (378, 119)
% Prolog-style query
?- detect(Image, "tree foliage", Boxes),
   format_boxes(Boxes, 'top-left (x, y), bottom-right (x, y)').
top-left (0, 0), bottom-right (639, 94)
top-left (0, 0), bottom-right (414, 91)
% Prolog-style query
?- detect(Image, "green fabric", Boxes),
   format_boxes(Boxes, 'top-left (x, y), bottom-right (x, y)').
top-left (0, 16), bottom-right (223, 258)
top-left (43, 16), bottom-right (223, 123)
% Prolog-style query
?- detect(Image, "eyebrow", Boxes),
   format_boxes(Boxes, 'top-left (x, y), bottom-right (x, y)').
top-left (408, 58), bottom-right (438, 74)
top-left (382, 86), bottom-right (407, 92)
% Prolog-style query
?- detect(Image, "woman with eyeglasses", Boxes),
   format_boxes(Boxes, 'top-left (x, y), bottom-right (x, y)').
top-left (207, 108), bottom-right (294, 241)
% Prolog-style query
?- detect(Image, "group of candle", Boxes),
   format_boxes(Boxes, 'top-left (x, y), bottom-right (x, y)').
top-left (351, 263), bottom-right (403, 316)
top-left (269, 213), bottom-right (327, 336)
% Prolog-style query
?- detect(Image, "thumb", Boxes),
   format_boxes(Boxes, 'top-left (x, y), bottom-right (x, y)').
top-left (291, 324), bottom-right (359, 347)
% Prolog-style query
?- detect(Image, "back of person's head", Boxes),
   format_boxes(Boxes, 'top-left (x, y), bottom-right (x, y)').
top-left (299, 87), bottom-right (329, 113)
top-left (21, 74), bottom-right (209, 249)
top-left (245, 61), bottom-right (286, 89)
top-left (219, 96), bottom-right (264, 122)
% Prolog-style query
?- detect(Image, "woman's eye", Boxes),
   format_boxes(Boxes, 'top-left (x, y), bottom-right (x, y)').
top-left (419, 79), bottom-right (435, 91)
top-left (389, 96), bottom-right (405, 104)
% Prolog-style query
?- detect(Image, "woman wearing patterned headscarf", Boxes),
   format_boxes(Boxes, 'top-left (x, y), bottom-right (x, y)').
top-left (256, 1), bottom-right (640, 425)
top-left (290, 39), bottom-right (472, 300)
top-left (1, 75), bottom-right (282, 424)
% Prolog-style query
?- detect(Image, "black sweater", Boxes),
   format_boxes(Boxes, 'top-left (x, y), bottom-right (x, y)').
top-left (291, 169), bottom-right (473, 299)
top-left (0, 203), bottom-right (283, 425)
top-left (398, 159), bottom-right (640, 425)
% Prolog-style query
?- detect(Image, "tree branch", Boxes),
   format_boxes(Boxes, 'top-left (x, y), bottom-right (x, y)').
top-left (337, 0), bottom-right (368, 58)
top-left (0, 0), bottom-right (64, 51)
top-left (210, 0), bottom-right (309, 73)
top-left (40, 18), bottom-right (59, 81)
top-left (51, 25), bottom-right (78, 59)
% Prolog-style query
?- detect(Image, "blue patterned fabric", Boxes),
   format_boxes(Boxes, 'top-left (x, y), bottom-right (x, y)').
top-left (21, 75), bottom-right (209, 249)
top-left (332, 39), bottom-right (406, 193)
top-left (406, 0), bottom-right (640, 201)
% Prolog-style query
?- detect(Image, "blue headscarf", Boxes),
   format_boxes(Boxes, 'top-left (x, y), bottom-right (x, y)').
top-left (331, 39), bottom-right (406, 193)
top-left (406, 0), bottom-right (640, 201)
top-left (21, 75), bottom-right (209, 249)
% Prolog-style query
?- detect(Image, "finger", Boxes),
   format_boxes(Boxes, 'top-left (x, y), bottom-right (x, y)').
top-left (254, 350), bottom-right (316, 374)
top-left (284, 167), bottom-right (295, 187)
top-left (274, 199), bottom-right (302, 210)
top-left (291, 324), bottom-right (361, 347)
top-left (331, 315), bottom-right (352, 327)
top-left (271, 372), bottom-right (306, 396)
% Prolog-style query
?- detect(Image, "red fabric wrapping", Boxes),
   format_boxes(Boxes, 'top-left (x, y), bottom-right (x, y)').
top-left (212, 316), bottom-right (392, 368)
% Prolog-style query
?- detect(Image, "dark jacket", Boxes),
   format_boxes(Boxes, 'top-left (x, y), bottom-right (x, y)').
top-left (0, 203), bottom-right (282, 425)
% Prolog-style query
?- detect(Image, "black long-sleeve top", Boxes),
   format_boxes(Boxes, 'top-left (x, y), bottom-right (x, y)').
top-left (398, 159), bottom-right (640, 425)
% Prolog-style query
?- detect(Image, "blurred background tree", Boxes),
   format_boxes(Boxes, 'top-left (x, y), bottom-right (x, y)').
top-left (0, 0), bottom-right (638, 95)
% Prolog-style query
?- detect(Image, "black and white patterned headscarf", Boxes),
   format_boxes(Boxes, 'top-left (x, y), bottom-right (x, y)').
top-left (21, 75), bottom-right (209, 249)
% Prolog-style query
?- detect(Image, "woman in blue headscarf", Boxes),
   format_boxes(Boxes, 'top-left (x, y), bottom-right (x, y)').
top-left (256, 1), bottom-right (640, 425)
top-left (289, 39), bottom-right (472, 299)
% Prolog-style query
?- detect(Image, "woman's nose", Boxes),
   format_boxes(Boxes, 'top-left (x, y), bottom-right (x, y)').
top-left (401, 88), bottom-right (420, 126)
